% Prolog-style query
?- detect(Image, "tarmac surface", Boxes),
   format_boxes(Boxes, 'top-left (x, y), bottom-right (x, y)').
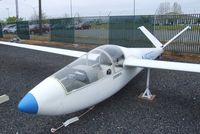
top-left (0, 44), bottom-right (200, 134)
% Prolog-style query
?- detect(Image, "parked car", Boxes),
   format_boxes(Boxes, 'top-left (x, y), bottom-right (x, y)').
top-left (51, 24), bottom-right (74, 30)
top-left (51, 24), bottom-right (66, 30)
top-left (75, 22), bottom-right (91, 30)
top-left (3, 24), bottom-right (17, 34)
top-left (8, 25), bottom-right (17, 34)
top-left (29, 24), bottom-right (50, 34)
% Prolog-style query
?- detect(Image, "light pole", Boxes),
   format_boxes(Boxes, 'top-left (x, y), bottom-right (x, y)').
top-left (6, 8), bottom-right (10, 18)
top-left (133, 0), bottom-right (136, 40)
top-left (70, 0), bottom-right (72, 17)
top-left (39, 0), bottom-right (42, 35)
top-left (154, 8), bottom-right (159, 34)
top-left (133, 0), bottom-right (135, 16)
top-left (24, 0), bottom-right (37, 20)
top-left (30, 6), bottom-right (37, 16)
top-left (15, 0), bottom-right (19, 21)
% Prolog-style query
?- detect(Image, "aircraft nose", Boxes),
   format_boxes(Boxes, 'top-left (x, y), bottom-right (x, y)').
top-left (18, 93), bottom-right (38, 114)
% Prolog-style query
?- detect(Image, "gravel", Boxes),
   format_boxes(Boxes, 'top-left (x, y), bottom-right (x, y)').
top-left (0, 44), bottom-right (200, 134)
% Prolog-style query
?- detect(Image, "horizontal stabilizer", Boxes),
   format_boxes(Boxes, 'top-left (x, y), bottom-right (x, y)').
top-left (124, 58), bottom-right (200, 73)
top-left (0, 41), bottom-right (86, 58)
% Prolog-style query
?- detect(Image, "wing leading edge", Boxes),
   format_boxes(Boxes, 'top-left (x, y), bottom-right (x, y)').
top-left (0, 41), bottom-right (86, 58)
top-left (124, 58), bottom-right (200, 73)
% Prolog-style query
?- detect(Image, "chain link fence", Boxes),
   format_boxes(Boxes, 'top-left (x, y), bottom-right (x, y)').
top-left (50, 18), bottom-right (74, 43)
top-left (74, 16), bottom-right (109, 45)
top-left (154, 14), bottom-right (200, 53)
top-left (1, 14), bottom-right (200, 53)
top-left (29, 20), bottom-right (50, 41)
top-left (1, 22), bottom-right (17, 39)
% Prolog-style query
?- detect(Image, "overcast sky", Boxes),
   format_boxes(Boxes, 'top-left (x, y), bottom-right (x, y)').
top-left (0, 0), bottom-right (199, 20)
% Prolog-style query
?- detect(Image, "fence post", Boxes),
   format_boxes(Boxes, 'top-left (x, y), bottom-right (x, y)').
top-left (0, 23), bottom-right (3, 38)
top-left (16, 21), bottom-right (30, 40)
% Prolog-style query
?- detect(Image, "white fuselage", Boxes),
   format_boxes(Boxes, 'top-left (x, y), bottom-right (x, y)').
top-left (19, 46), bottom-right (163, 115)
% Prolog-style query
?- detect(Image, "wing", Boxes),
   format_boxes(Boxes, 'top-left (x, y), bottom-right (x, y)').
top-left (124, 58), bottom-right (200, 73)
top-left (0, 41), bottom-right (86, 58)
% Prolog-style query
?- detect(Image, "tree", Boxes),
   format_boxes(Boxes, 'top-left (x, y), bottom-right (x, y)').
top-left (0, 20), bottom-right (5, 24)
top-left (6, 17), bottom-right (16, 23)
top-left (6, 16), bottom-right (23, 24)
top-left (63, 13), bottom-right (70, 18)
top-left (156, 2), bottom-right (183, 15)
top-left (157, 2), bottom-right (170, 15)
top-left (74, 13), bottom-right (81, 24)
top-left (171, 2), bottom-right (182, 14)
top-left (30, 12), bottom-right (47, 22)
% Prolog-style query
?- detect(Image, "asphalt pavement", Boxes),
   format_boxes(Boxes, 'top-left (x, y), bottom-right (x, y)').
top-left (0, 44), bottom-right (200, 134)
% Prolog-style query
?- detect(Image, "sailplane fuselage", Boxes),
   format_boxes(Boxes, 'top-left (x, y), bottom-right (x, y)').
top-left (18, 45), bottom-right (163, 115)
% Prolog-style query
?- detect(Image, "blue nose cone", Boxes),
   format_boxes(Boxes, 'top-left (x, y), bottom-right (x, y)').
top-left (18, 93), bottom-right (38, 114)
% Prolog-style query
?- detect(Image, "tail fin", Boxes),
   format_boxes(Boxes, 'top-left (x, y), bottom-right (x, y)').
top-left (138, 26), bottom-right (162, 48)
top-left (162, 26), bottom-right (191, 48)
top-left (138, 26), bottom-right (191, 48)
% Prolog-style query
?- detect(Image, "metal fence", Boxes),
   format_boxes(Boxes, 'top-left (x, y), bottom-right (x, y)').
top-left (109, 15), bottom-right (154, 47)
top-left (29, 20), bottom-right (50, 41)
top-left (16, 21), bottom-right (30, 40)
top-left (0, 14), bottom-right (200, 53)
top-left (154, 14), bottom-right (200, 53)
top-left (50, 18), bottom-right (74, 43)
top-left (0, 23), bottom-right (3, 38)
top-left (1, 23), bottom-right (16, 39)
top-left (74, 16), bottom-right (109, 45)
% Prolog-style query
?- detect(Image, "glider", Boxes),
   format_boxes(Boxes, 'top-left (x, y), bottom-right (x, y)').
top-left (0, 26), bottom-right (198, 130)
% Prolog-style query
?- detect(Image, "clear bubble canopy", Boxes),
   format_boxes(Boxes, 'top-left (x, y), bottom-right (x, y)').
top-left (53, 45), bottom-right (125, 93)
